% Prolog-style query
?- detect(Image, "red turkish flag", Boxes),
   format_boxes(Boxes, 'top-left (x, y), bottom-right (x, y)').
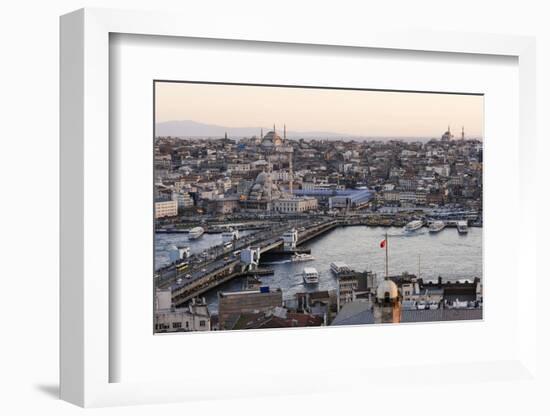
top-left (380, 239), bottom-right (386, 248)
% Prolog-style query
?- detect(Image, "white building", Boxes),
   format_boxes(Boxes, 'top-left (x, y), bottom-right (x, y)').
top-left (283, 228), bottom-right (298, 250)
top-left (271, 170), bottom-right (290, 181)
top-left (399, 191), bottom-right (417, 204)
top-left (383, 190), bottom-right (400, 203)
top-left (240, 247), bottom-right (261, 268)
top-left (274, 197), bottom-right (318, 213)
top-left (302, 181), bottom-right (344, 192)
top-left (167, 245), bottom-right (190, 264)
top-left (227, 162), bottom-right (251, 173)
top-left (432, 164), bottom-right (451, 177)
top-left (155, 297), bottom-right (211, 332)
top-left (155, 199), bottom-right (178, 219)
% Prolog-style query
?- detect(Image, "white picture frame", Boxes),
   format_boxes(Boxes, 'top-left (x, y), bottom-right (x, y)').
top-left (60, 7), bottom-right (538, 408)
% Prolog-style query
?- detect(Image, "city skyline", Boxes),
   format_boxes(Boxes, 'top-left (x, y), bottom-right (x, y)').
top-left (155, 81), bottom-right (484, 138)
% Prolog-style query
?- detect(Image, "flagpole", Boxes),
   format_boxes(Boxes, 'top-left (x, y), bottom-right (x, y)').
top-left (385, 231), bottom-right (388, 279)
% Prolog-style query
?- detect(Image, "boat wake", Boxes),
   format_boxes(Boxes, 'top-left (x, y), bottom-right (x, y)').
top-left (262, 259), bottom-right (292, 265)
top-left (385, 230), bottom-right (428, 238)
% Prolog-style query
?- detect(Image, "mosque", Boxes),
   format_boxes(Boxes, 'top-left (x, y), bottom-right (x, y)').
top-left (240, 124), bottom-right (306, 211)
top-left (246, 170), bottom-right (284, 208)
top-left (441, 125), bottom-right (466, 141)
top-left (260, 124), bottom-right (286, 149)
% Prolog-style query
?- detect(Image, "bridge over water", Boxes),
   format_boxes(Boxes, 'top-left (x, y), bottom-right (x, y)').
top-left (165, 218), bottom-right (340, 307)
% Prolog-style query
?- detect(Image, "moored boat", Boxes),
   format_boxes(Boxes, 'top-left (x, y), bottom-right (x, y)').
top-left (428, 220), bottom-right (446, 233)
top-left (302, 267), bottom-right (319, 284)
top-left (457, 220), bottom-right (468, 234)
top-left (188, 226), bottom-right (205, 240)
top-left (291, 253), bottom-right (315, 262)
top-left (403, 220), bottom-right (423, 233)
top-left (330, 262), bottom-right (353, 276)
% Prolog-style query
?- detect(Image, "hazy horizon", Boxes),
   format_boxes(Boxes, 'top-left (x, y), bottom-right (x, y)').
top-left (155, 82), bottom-right (484, 138)
top-left (155, 119), bottom-right (483, 141)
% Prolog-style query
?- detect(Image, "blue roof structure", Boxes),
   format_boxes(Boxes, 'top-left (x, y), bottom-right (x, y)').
top-left (294, 188), bottom-right (373, 199)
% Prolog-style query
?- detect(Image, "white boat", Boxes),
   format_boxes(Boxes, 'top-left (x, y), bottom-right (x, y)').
top-left (403, 220), bottom-right (423, 233)
top-left (221, 228), bottom-right (239, 243)
top-left (302, 267), bottom-right (319, 284)
top-left (330, 261), bottom-right (352, 275)
top-left (416, 301), bottom-right (427, 310)
top-left (291, 253), bottom-right (315, 262)
top-left (457, 220), bottom-right (468, 234)
top-left (428, 220), bottom-right (446, 233)
top-left (188, 226), bottom-right (205, 240)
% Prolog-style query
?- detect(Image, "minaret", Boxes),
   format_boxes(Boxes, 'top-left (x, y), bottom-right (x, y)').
top-left (266, 161), bottom-right (272, 203)
top-left (260, 128), bottom-right (263, 139)
top-left (224, 131), bottom-right (227, 140)
top-left (461, 126), bottom-right (465, 140)
top-left (284, 124), bottom-right (286, 141)
top-left (289, 149), bottom-right (293, 196)
top-left (273, 123), bottom-right (276, 133)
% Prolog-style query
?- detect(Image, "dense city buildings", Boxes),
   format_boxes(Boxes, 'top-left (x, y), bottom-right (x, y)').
top-left (153, 123), bottom-right (483, 332)
top-left (154, 125), bottom-right (482, 219)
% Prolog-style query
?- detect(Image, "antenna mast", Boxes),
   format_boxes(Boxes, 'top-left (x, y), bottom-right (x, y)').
top-left (385, 232), bottom-right (389, 278)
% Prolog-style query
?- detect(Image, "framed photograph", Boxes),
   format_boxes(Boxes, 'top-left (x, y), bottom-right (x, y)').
top-left (60, 8), bottom-right (538, 408)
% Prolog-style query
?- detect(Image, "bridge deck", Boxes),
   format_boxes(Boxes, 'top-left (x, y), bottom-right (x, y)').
top-left (165, 218), bottom-right (341, 306)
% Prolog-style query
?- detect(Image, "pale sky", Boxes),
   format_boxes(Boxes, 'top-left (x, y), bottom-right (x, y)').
top-left (155, 81), bottom-right (484, 138)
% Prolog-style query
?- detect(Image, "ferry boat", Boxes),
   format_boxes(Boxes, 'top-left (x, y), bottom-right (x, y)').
top-left (403, 220), bottom-right (423, 233)
top-left (291, 253), bottom-right (315, 262)
top-left (221, 228), bottom-right (239, 243)
top-left (302, 267), bottom-right (319, 285)
top-left (330, 262), bottom-right (352, 276)
top-left (188, 226), bottom-right (205, 240)
top-left (428, 220), bottom-right (446, 233)
top-left (457, 220), bottom-right (468, 234)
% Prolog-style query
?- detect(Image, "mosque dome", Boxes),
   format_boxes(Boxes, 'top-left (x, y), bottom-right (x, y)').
top-left (261, 129), bottom-right (284, 148)
top-left (376, 279), bottom-right (399, 301)
top-left (255, 171), bottom-right (269, 185)
top-left (247, 170), bottom-right (282, 201)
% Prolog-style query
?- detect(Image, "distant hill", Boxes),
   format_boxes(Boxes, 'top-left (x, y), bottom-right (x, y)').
top-left (155, 120), bottom-right (358, 139)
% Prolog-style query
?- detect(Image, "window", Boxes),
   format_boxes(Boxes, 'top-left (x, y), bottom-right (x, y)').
top-left (172, 322), bottom-right (182, 329)
top-left (199, 320), bottom-right (206, 327)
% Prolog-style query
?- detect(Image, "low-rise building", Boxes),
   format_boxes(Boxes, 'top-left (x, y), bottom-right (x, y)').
top-left (337, 271), bottom-right (376, 311)
top-left (218, 288), bottom-right (283, 330)
top-left (155, 297), bottom-right (211, 332)
top-left (172, 191), bottom-right (194, 209)
top-left (274, 196), bottom-right (318, 213)
top-left (155, 199), bottom-right (178, 219)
